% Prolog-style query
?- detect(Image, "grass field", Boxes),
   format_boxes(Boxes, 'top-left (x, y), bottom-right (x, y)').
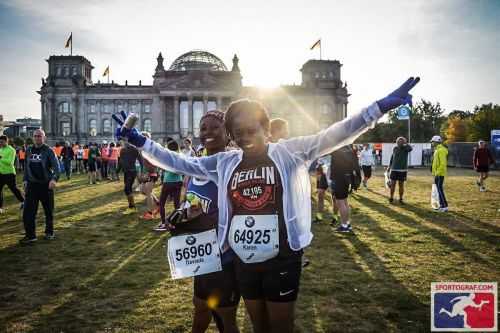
top-left (0, 168), bottom-right (499, 332)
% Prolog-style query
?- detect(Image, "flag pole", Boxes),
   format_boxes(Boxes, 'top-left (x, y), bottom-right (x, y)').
top-left (70, 32), bottom-right (73, 56)
top-left (107, 70), bottom-right (110, 84)
top-left (320, 41), bottom-right (322, 60)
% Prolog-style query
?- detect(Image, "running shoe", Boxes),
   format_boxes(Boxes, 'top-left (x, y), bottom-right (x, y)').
top-left (44, 233), bottom-right (56, 240)
top-left (335, 225), bottom-right (351, 233)
top-left (154, 224), bottom-right (168, 231)
top-left (389, 198), bottom-right (394, 203)
top-left (480, 186), bottom-right (486, 192)
top-left (302, 257), bottom-right (311, 268)
top-left (141, 212), bottom-right (154, 220)
top-left (399, 198), bottom-right (405, 205)
top-left (438, 207), bottom-right (449, 212)
top-left (19, 236), bottom-right (37, 244)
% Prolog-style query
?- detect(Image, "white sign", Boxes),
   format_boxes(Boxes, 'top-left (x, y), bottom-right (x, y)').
top-left (229, 214), bottom-right (279, 263)
top-left (167, 229), bottom-right (222, 280)
top-left (397, 105), bottom-right (411, 120)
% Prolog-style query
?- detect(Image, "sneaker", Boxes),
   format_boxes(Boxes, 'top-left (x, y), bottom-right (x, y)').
top-left (399, 198), bottom-right (405, 205)
top-left (362, 180), bottom-right (367, 188)
top-left (141, 212), bottom-right (154, 220)
top-left (347, 224), bottom-right (353, 231)
top-left (302, 257), bottom-right (311, 268)
top-left (480, 186), bottom-right (486, 192)
top-left (19, 236), bottom-right (37, 244)
top-left (438, 207), bottom-right (449, 212)
top-left (335, 225), bottom-right (351, 233)
top-left (389, 198), bottom-right (394, 204)
top-left (154, 224), bottom-right (168, 231)
top-left (44, 233), bottom-right (55, 240)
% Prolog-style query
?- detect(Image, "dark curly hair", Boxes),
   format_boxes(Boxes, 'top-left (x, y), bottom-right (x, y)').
top-left (224, 99), bottom-right (270, 139)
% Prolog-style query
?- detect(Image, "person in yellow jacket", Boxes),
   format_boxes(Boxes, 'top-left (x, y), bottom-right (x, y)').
top-left (431, 135), bottom-right (448, 212)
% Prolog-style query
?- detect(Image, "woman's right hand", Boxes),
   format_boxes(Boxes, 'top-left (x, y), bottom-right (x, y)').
top-left (112, 111), bottom-right (147, 147)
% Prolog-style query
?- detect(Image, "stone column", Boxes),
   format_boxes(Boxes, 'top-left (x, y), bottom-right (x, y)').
top-left (173, 96), bottom-right (180, 132)
top-left (97, 101), bottom-right (102, 134)
top-left (40, 98), bottom-right (46, 131)
top-left (217, 96), bottom-right (222, 109)
top-left (203, 94), bottom-right (208, 114)
top-left (187, 95), bottom-right (193, 135)
top-left (71, 93), bottom-right (78, 135)
top-left (49, 95), bottom-right (56, 136)
top-left (152, 96), bottom-right (162, 136)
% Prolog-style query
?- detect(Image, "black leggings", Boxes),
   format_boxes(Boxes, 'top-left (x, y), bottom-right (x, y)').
top-left (159, 182), bottom-right (183, 223)
top-left (0, 173), bottom-right (25, 208)
top-left (123, 171), bottom-right (137, 196)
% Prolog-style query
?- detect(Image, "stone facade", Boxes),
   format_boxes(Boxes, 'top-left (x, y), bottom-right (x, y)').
top-left (38, 51), bottom-right (349, 145)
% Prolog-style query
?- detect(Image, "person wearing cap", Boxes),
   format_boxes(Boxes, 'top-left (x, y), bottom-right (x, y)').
top-left (387, 136), bottom-right (412, 204)
top-left (473, 140), bottom-right (494, 192)
top-left (431, 135), bottom-right (448, 212)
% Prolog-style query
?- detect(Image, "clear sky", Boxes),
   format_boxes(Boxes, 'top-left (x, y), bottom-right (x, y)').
top-left (1, 0), bottom-right (499, 120)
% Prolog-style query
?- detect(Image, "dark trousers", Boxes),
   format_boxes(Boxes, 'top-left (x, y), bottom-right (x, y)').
top-left (0, 173), bottom-right (25, 208)
top-left (434, 176), bottom-right (448, 208)
top-left (23, 182), bottom-right (54, 238)
top-left (63, 159), bottom-right (72, 179)
top-left (101, 160), bottom-right (108, 179)
top-left (159, 182), bottom-right (183, 223)
top-left (123, 170), bottom-right (137, 196)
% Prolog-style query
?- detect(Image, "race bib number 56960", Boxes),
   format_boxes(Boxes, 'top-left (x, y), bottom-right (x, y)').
top-left (167, 229), bottom-right (222, 279)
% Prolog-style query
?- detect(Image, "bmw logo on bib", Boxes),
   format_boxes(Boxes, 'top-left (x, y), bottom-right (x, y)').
top-left (245, 216), bottom-right (255, 228)
top-left (186, 235), bottom-right (197, 245)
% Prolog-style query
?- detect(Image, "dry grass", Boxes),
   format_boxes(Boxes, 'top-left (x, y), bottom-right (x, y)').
top-left (0, 168), bottom-right (498, 332)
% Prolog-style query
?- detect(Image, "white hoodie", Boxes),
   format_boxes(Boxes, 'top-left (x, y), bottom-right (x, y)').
top-left (141, 102), bottom-right (383, 252)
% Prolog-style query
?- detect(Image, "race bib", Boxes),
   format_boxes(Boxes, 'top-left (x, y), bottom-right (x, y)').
top-left (228, 214), bottom-right (279, 263)
top-left (167, 229), bottom-right (222, 279)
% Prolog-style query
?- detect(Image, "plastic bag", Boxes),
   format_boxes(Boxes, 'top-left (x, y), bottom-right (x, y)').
top-left (384, 171), bottom-right (391, 189)
top-left (431, 184), bottom-right (440, 209)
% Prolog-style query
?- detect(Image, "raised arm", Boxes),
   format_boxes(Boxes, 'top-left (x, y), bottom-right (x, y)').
top-left (112, 111), bottom-right (218, 181)
top-left (281, 77), bottom-right (420, 162)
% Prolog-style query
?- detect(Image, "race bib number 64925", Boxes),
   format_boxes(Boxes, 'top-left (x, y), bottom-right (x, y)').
top-left (229, 214), bottom-right (279, 263)
top-left (167, 229), bottom-right (222, 279)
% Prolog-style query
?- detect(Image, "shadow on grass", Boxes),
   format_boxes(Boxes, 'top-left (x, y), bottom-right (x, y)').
top-left (0, 209), bottom-right (184, 332)
top-left (299, 222), bottom-right (427, 332)
top-left (354, 195), bottom-right (493, 266)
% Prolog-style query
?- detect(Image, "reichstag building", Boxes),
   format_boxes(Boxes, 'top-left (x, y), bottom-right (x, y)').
top-left (38, 50), bottom-right (349, 144)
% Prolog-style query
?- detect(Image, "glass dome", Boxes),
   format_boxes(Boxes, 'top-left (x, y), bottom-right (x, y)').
top-left (169, 50), bottom-right (228, 71)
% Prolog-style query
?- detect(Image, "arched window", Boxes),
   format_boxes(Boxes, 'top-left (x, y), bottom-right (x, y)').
top-left (143, 119), bottom-right (152, 133)
top-left (207, 101), bottom-right (217, 112)
top-left (58, 102), bottom-right (70, 113)
top-left (89, 119), bottom-right (97, 136)
top-left (102, 119), bottom-right (111, 134)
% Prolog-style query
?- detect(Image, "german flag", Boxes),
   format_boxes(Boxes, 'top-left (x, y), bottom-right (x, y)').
top-left (65, 33), bottom-right (72, 48)
top-left (310, 39), bottom-right (321, 50)
top-left (103, 66), bottom-right (109, 77)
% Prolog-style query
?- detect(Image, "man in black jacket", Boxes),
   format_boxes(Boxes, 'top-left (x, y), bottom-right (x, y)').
top-left (21, 129), bottom-right (59, 244)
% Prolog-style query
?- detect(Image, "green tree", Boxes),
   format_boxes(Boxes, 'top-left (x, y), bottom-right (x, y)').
top-left (11, 136), bottom-right (24, 147)
top-left (468, 103), bottom-right (500, 142)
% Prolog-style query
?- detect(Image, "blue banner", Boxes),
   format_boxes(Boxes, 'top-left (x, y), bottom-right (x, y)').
top-left (491, 130), bottom-right (500, 164)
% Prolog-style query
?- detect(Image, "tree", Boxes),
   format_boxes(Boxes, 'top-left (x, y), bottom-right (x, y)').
top-left (468, 103), bottom-right (500, 142)
top-left (11, 136), bottom-right (24, 147)
top-left (25, 137), bottom-right (34, 145)
top-left (445, 116), bottom-right (469, 143)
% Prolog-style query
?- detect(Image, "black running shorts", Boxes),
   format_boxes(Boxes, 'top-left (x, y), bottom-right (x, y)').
top-left (362, 165), bottom-right (372, 179)
top-left (235, 259), bottom-right (302, 303)
top-left (390, 170), bottom-right (407, 182)
top-left (194, 262), bottom-right (240, 308)
top-left (331, 174), bottom-right (350, 200)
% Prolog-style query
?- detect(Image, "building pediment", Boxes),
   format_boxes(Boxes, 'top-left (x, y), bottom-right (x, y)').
top-left (156, 71), bottom-right (240, 91)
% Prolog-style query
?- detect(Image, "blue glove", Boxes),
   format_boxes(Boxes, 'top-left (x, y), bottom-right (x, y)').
top-left (376, 77), bottom-right (420, 113)
top-left (112, 111), bottom-right (147, 147)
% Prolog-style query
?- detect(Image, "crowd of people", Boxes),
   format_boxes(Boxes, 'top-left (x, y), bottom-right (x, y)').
top-left (0, 76), bottom-right (497, 332)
